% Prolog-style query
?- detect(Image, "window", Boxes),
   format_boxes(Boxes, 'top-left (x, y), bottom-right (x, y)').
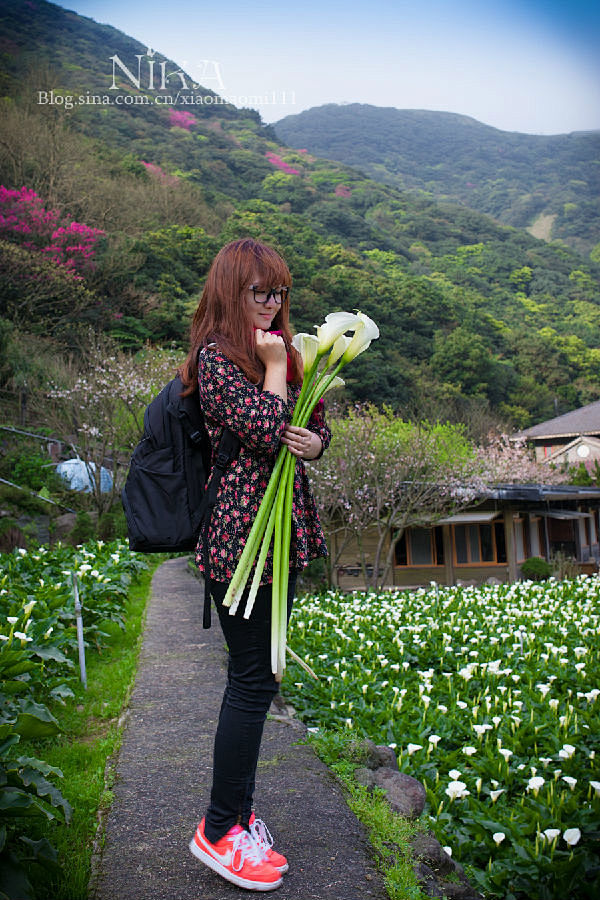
top-left (528, 515), bottom-right (542, 557)
top-left (495, 521), bottom-right (507, 563)
top-left (397, 521), bottom-right (506, 568)
top-left (514, 517), bottom-right (526, 562)
top-left (395, 527), bottom-right (444, 567)
top-left (412, 528), bottom-right (434, 564)
top-left (452, 521), bottom-right (504, 565)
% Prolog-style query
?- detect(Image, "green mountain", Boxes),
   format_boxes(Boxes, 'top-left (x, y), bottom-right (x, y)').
top-left (273, 104), bottom-right (600, 257)
top-left (1, 0), bottom-right (600, 430)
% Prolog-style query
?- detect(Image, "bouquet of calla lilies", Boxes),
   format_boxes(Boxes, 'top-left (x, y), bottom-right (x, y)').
top-left (223, 310), bottom-right (379, 679)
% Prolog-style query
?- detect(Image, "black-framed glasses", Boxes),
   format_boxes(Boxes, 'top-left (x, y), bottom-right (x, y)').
top-left (249, 285), bottom-right (289, 305)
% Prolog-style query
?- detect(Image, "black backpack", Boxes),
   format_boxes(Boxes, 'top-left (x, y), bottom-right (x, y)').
top-left (121, 374), bottom-right (239, 626)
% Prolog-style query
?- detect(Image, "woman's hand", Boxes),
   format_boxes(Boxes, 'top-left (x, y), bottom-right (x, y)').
top-left (256, 329), bottom-right (287, 401)
top-left (255, 329), bottom-right (287, 368)
top-left (281, 425), bottom-right (323, 460)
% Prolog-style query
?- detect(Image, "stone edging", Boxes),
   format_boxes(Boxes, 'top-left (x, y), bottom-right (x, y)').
top-left (353, 739), bottom-right (483, 900)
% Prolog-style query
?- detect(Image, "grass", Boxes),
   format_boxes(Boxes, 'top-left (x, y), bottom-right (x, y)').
top-left (308, 729), bottom-right (430, 900)
top-left (20, 557), bottom-right (162, 900)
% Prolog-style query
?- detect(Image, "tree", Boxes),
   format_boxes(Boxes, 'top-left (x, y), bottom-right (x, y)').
top-left (308, 405), bottom-right (486, 589)
top-left (0, 184), bottom-right (104, 280)
top-left (0, 240), bottom-right (98, 336)
top-left (46, 335), bottom-right (182, 514)
top-left (475, 432), bottom-right (570, 485)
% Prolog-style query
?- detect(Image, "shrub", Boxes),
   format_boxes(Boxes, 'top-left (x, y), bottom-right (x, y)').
top-left (68, 511), bottom-right (95, 545)
top-left (10, 450), bottom-right (61, 493)
top-left (520, 556), bottom-right (552, 581)
top-left (97, 505), bottom-right (127, 542)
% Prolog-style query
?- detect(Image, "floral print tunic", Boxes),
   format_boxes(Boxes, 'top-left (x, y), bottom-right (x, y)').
top-left (194, 348), bottom-right (331, 585)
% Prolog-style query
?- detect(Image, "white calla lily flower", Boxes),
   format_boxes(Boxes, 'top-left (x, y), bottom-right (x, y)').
top-left (340, 311), bottom-right (380, 363)
top-left (315, 311), bottom-right (359, 352)
top-left (445, 780), bottom-right (470, 800)
top-left (563, 827), bottom-right (581, 847)
top-left (291, 332), bottom-right (320, 370)
top-left (321, 375), bottom-right (345, 395)
top-left (327, 334), bottom-right (352, 367)
top-left (542, 828), bottom-right (560, 842)
top-left (406, 743), bottom-right (423, 755)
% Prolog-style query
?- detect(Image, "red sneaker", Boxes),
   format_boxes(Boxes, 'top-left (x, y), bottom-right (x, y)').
top-left (249, 813), bottom-right (289, 874)
top-left (189, 818), bottom-right (283, 891)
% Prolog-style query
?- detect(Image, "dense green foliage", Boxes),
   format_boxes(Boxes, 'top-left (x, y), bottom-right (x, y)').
top-left (274, 104), bottom-right (600, 257)
top-left (1, 1), bottom-right (600, 428)
top-left (0, 540), bottom-right (148, 899)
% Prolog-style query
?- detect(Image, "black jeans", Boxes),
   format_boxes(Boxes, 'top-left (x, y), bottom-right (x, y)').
top-left (204, 575), bottom-right (296, 843)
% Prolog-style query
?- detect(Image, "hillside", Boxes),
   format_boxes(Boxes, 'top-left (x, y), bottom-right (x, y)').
top-left (1, 0), bottom-right (600, 430)
top-left (273, 104), bottom-right (600, 257)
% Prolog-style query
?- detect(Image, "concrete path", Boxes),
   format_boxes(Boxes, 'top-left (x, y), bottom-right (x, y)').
top-left (90, 557), bottom-right (387, 900)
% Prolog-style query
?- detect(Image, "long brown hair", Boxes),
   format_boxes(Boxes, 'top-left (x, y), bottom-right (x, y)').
top-left (180, 238), bottom-right (302, 394)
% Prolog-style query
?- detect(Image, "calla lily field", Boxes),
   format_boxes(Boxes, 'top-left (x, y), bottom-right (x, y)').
top-left (284, 578), bottom-right (600, 900)
top-left (224, 310), bottom-right (379, 680)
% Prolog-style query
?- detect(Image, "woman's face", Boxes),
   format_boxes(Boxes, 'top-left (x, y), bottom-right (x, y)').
top-left (244, 273), bottom-right (284, 331)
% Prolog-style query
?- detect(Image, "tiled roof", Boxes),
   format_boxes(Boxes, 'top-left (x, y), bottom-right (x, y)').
top-left (519, 400), bottom-right (600, 439)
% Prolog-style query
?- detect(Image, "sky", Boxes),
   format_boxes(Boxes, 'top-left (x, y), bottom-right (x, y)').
top-left (56, 0), bottom-right (600, 135)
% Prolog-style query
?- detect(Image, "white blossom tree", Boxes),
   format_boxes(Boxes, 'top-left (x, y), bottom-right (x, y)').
top-left (308, 405), bottom-right (488, 589)
top-left (476, 432), bottom-right (571, 485)
top-left (47, 334), bottom-right (182, 513)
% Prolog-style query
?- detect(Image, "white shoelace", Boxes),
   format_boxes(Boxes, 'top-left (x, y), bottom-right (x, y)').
top-left (231, 828), bottom-right (264, 872)
top-left (249, 817), bottom-right (274, 858)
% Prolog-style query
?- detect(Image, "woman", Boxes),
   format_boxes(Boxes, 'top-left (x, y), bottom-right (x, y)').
top-left (179, 238), bottom-right (331, 891)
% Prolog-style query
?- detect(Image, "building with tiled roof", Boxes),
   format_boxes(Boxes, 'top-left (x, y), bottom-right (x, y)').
top-left (517, 400), bottom-right (600, 465)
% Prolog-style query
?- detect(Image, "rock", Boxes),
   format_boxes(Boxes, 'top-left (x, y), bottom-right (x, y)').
top-left (409, 832), bottom-right (456, 876)
top-left (410, 832), bottom-right (484, 900)
top-left (349, 737), bottom-right (398, 770)
top-left (368, 743), bottom-right (399, 770)
top-left (54, 512), bottom-right (77, 539)
top-left (371, 768), bottom-right (426, 818)
top-left (348, 737), bottom-right (377, 764)
top-left (414, 861), bottom-right (443, 898)
top-left (439, 881), bottom-right (483, 900)
top-left (354, 766), bottom-right (376, 789)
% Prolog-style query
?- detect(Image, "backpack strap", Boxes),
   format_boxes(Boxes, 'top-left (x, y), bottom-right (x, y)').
top-left (202, 427), bottom-right (240, 628)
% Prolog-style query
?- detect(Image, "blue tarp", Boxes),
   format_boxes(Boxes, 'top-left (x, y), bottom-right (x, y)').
top-left (56, 459), bottom-right (113, 493)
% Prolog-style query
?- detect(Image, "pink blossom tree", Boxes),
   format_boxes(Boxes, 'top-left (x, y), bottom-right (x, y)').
top-left (265, 151), bottom-right (300, 175)
top-left (140, 161), bottom-right (179, 185)
top-left (168, 109), bottom-right (197, 130)
top-left (0, 186), bottom-right (104, 277)
top-left (309, 408), bottom-right (574, 589)
top-left (334, 184), bottom-right (352, 198)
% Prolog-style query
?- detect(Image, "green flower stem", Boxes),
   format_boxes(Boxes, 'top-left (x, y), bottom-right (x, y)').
top-left (271, 452), bottom-right (296, 678)
top-left (243, 500), bottom-right (278, 620)
top-left (270, 455), bottom-right (289, 677)
top-left (296, 359), bottom-right (346, 427)
top-left (223, 447), bottom-right (287, 609)
top-left (225, 355), bottom-right (348, 674)
top-left (277, 455), bottom-right (296, 676)
top-left (293, 353), bottom-right (324, 421)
